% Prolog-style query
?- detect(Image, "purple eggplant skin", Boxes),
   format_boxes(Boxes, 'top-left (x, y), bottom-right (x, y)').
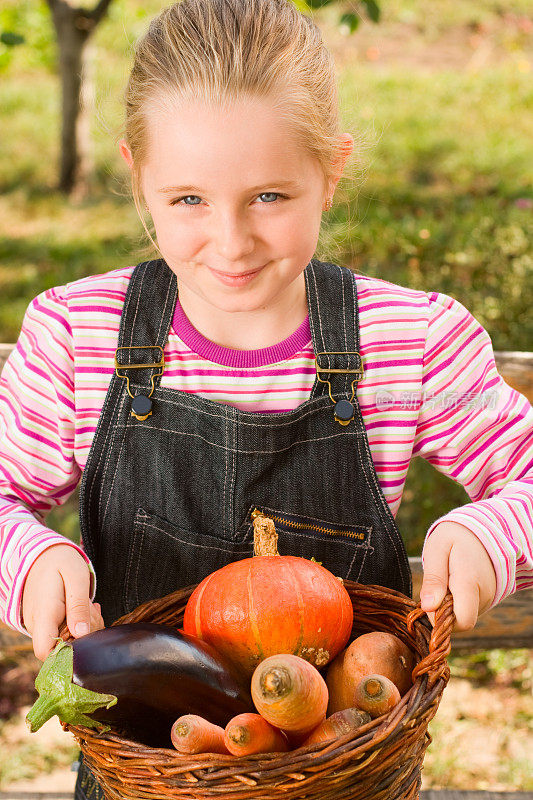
top-left (70, 623), bottom-right (253, 748)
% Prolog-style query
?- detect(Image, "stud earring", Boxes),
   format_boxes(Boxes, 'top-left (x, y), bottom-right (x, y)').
top-left (323, 198), bottom-right (333, 211)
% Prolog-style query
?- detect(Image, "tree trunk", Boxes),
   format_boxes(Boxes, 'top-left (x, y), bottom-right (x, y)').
top-left (46, 0), bottom-right (113, 196)
top-left (58, 18), bottom-right (89, 194)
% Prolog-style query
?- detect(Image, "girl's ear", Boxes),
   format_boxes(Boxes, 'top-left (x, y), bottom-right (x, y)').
top-left (336, 134), bottom-right (354, 177)
top-left (327, 134), bottom-right (355, 199)
top-left (119, 139), bottom-right (134, 170)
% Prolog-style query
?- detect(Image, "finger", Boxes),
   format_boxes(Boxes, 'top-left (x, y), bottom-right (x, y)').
top-left (425, 609), bottom-right (436, 628)
top-left (448, 571), bottom-right (480, 632)
top-left (420, 536), bottom-right (452, 612)
top-left (60, 561), bottom-right (92, 639)
top-left (29, 573), bottom-right (66, 661)
top-left (89, 601), bottom-right (105, 632)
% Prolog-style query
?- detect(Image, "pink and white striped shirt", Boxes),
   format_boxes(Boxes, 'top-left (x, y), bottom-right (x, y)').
top-left (1, 265), bottom-right (532, 634)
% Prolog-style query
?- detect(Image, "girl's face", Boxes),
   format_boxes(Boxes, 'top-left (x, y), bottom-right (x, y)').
top-left (121, 97), bottom-right (352, 333)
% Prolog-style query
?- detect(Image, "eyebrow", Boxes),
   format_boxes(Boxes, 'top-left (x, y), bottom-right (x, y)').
top-left (158, 180), bottom-right (301, 194)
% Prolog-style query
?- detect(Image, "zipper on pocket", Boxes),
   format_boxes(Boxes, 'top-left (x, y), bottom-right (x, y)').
top-left (251, 507), bottom-right (366, 541)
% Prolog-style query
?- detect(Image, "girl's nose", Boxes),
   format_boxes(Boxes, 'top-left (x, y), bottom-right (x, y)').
top-left (212, 209), bottom-right (255, 262)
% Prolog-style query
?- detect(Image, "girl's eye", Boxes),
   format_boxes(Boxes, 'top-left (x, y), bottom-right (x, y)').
top-left (170, 192), bottom-right (285, 207)
top-left (258, 192), bottom-right (280, 203)
top-left (171, 195), bottom-right (202, 206)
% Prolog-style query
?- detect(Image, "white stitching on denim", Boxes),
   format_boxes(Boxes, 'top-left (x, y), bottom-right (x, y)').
top-left (123, 510), bottom-right (142, 606)
top-left (311, 265), bottom-right (326, 355)
top-left (91, 390), bottom-right (126, 519)
top-left (305, 263), bottom-right (319, 350)
top-left (157, 267), bottom-right (174, 342)
top-left (128, 265), bottom-right (145, 349)
top-left (132, 514), bottom-right (146, 607)
top-left (355, 527), bottom-right (372, 581)
top-left (106, 425), bottom-right (362, 454)
top-left (339, 265), bottom-right (348, 394)
top-left (98, 393), bottom-right (129, 523)
top-left (223, 407), bottom-right (229, 529)
top-left (304, 263), bottom-right (321, 400)
top-left (119, 267), bottom-right (137, 349)
top-left (138, 520), bottom-right (251, 553)
top-left (141, 390), bottom-right (328, 427)
top-left (229, 407), bottom-right (237, 538)
top-left (353, 404), bottom-right (408, 586)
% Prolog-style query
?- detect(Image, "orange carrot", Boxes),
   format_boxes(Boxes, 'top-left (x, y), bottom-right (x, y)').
top-left (353, 674), bottom-right (401, 718)
top-left (224, 712), bottom-right (289, 756)
top-left (251, 654), bottom-right (328, 738)
top-left (302, 707), bottom-right (371, 746)
top-left (171, 714), bottom-right (229, 754)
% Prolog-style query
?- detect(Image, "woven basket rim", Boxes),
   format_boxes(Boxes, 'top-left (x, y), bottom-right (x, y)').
top-left (61, 581), bottom-right (453, 764)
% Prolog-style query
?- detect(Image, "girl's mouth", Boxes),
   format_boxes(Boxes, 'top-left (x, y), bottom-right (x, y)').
top-left (208, 265), bottom-right (264, 286)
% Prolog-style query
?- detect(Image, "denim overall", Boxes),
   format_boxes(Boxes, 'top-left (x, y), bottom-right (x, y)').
top-left (73, 257), bottom-right (411, 799)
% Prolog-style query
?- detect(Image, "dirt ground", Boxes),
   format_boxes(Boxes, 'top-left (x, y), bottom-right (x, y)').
top-left (1, 710), bottom-right (78, 793)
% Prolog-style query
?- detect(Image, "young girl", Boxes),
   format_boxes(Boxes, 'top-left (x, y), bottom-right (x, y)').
top-left (1, 0), bottom-right (532, 796)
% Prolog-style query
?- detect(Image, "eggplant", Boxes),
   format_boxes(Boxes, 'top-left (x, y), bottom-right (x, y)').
top-left (26, 623), bottom-right (253, 748)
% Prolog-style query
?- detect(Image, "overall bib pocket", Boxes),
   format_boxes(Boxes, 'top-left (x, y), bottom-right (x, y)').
top-left (241, 505), bottom-right (374, 582)
top-left (122, 508), bottom-right (253, 613)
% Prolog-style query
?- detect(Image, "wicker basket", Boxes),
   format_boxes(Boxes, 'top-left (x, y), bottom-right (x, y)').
top-left (60, 581), bottom-right (454, 800)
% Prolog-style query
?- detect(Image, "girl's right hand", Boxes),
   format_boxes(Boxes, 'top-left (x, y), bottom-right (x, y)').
top-left (22, 543), bottom-right (105, 661)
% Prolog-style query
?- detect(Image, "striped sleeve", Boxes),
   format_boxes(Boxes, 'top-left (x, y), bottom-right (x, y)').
top-left (414, 292), bottom-right (533, 607)
top-left (0, 287), bottom-right (96, 635)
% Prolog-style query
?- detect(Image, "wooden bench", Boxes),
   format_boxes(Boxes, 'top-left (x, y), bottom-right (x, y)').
top-left (1, 345), bottom-right (532, 799)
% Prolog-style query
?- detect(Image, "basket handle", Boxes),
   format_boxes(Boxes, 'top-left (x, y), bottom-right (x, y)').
top-left (406, 590), bottom-right (455, 688)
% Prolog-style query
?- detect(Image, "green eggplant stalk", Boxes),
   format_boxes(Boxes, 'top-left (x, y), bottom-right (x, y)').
top-left (26, 623), bottom-right (253, 748)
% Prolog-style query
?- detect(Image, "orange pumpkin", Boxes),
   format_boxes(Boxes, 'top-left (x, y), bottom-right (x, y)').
top-left (183, 513), bottom-right (353, 679)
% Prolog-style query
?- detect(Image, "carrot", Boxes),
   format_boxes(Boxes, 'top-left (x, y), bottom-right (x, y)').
top-left (224, 712), bottom-right (289, 756)
top-left (251, 654), bottom-right (328, 739)
top-left (353, 674), bottom-right (401, 718)
top-left (302, 707), bottom-right (371, 746)
top-left (171, 714), bottom-right (229, 754)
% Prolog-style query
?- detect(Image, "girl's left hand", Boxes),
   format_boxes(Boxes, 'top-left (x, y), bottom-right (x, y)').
top-left (420, 521), bottom-right (497, 630)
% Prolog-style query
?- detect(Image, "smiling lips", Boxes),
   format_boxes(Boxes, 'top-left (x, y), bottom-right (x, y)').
top-left (208, 264), bottom-right (264, 285)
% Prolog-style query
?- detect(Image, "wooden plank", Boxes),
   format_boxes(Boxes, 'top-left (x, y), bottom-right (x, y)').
top-left (0, 344), bottom-right (13, 373)
top-left (410, 557), bottom-right (533, 651)
top-left (494, 351), bottom-right (533, 404)
top-left (1, 561), bottom-right (532, 654)
top-left (1, 346), bottom-right (533, 401)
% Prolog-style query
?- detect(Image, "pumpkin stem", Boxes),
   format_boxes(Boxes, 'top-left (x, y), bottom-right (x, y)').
top-left (252, 513), bottom-right (279, 557)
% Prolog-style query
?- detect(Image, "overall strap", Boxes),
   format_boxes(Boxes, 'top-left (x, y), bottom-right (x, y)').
top-left (115, 259), bottom-right (178, 394)
top-left (304, 259), bottom-right (363, 401)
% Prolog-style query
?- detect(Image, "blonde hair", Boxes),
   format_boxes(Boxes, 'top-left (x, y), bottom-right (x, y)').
top-left (123, 0), bottom-right (360, 257)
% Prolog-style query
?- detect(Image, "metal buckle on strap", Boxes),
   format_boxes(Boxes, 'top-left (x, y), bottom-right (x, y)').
top-left (114, 345), bottom-right (165, 400)
top-left (315, 350), bottom-right (364, 425)
top-left (315, 350), bottom-right (363, 398)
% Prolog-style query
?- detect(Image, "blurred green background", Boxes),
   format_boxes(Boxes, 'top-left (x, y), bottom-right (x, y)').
top-left (0, 0), bottom-right (532, 555)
